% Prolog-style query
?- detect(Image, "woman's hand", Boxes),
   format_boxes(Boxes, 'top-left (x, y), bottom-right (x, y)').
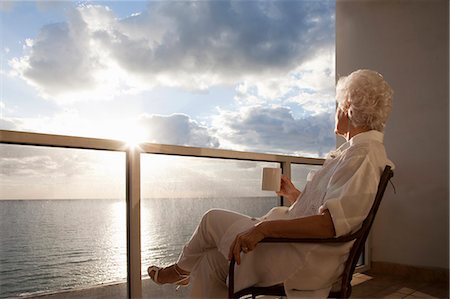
top-left (276, 175), bottom-right (301, 205)
top-left (228, 224), bottom-right (266, 265)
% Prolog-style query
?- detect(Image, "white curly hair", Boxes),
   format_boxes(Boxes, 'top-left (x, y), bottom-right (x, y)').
top-left (336, 69), bottom-right (393, 132)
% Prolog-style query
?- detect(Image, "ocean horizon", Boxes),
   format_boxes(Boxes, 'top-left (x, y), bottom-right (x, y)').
top-left (0, 197), bottom-right (278, 298)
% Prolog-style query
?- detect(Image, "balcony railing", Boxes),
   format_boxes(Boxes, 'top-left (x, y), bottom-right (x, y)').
top-left (0, 129), bottom-right (324, 298)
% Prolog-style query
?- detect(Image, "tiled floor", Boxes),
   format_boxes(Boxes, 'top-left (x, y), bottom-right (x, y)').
top-left (351, 272), bottom-right (449, 298)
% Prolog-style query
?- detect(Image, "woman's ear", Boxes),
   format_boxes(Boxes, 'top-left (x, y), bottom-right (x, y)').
top-left (347, 107), bottom-right (353, 120)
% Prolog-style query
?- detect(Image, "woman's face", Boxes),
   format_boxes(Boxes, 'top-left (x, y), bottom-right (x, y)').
top-left (335, 107), bottom-right (349, 137)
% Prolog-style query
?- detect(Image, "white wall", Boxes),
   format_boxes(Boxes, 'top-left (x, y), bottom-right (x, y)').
top-left (336, 0), bottom-right (449, 269)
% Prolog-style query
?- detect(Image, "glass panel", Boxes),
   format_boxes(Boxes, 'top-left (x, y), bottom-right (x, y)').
top-left (141, 154), bottom-right (279, 297)
top-left (291, 163), bottom-right (323, 194)
top-left (0, 144), bottom-right (127, 299)
top-left (357, 249), bottom-right (365, 267)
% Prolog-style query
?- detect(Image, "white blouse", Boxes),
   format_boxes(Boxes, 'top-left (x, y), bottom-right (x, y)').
top-left (220, 130), bottom-right (394, 297)
top-left (290, 130), bottom-right (394, 236)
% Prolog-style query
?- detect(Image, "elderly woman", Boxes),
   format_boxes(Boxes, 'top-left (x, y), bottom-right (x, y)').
top-left (148, 69), bottom-right (394, 298)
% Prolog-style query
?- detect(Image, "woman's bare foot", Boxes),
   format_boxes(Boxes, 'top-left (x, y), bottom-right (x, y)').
top-left (148, 264), bottom-right (190, 285)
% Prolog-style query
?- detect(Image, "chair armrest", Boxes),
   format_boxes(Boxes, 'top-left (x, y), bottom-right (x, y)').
top-left (260, 232), bottom-right (359, 244)
top-left (228, 232), bottom-right (360, 298)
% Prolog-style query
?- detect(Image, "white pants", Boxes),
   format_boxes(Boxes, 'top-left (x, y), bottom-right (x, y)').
top-left (176, 208), bottom-right (336, 299)
top-left (176, 209), bottom-right (250, 298)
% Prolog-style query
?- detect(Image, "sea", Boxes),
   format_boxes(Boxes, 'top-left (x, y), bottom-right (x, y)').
top-left (0, 197), bottom-right (278, 298)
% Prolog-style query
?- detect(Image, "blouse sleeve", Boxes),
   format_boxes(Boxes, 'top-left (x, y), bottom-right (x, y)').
top-left (319, 155), bottom-right (380, 237)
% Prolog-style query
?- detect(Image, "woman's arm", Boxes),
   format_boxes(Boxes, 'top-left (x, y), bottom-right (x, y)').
top-left (229, 210), bottom-right (335, 265)
top-left (257, 209), bottom-right (335, 239)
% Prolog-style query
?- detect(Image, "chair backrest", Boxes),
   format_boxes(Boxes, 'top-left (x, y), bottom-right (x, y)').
top-left (332, 165), bottom-right (394, 298)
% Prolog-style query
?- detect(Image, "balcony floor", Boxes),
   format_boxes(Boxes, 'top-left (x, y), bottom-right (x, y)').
top-left (351, 270), bottom-right (449, 298)
top-left (25, 269), bottom-right (449, 299)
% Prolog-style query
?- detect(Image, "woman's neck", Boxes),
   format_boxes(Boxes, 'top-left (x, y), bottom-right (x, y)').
top-left (345, 127), bottom-right (371, 141)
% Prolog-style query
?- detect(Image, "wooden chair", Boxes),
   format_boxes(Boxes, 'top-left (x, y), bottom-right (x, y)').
top-left (228, 165), bottom-right (394, 299)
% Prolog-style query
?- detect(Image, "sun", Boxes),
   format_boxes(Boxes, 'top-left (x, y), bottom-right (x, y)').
top-left (114, 123), bottom-right (148, 149)
top-left (79, 118), bottom-right (148, 149)
top-left (123, 135), bottom-right (144, 149)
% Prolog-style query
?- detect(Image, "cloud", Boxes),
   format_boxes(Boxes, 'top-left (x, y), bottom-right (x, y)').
top-left (0, 143), bottom-right (124, 199)
top-left (138, 113), bottom-right (219, 148)
top-left (0, 117), bottom-right (20, 130)
top-left (0, 103), bottom-right (25, 131)
top-left (0, 111), bottom-right (114, 180)
top-left (9, 1), bottom-right (335, 100)
top-left (107, 1), bottom-right (334, 83)
top-left (1, 155), bottom-right (59, 177)
top-left (0, 143), bottom-right (95, 178)
top-left (0, 111), bottom-right (221, 198)
top-left (10, 13), bottom-right (95, 95)
top-left (8, 6), bottom-right (130, 103)
top-left (213, 105), bottom-right (335, 157)
top-left (0, 103), bottom-right (219, 149)
top-left (0, 109), bottom-right (95, 137)
top-left (234, 51), bottom-right (336, 115)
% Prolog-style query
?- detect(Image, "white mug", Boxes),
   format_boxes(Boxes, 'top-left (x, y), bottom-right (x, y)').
top-left (261, 168), bottom-right (282, 192)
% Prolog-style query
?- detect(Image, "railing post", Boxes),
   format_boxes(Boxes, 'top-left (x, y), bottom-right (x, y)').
top-left (126, 147), bottom-right (142, 299)
top-left (280, 161), bottom-right (291, 207)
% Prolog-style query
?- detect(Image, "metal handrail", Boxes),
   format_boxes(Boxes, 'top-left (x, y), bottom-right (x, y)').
top-left (0, 129), bottom-right (324, 165)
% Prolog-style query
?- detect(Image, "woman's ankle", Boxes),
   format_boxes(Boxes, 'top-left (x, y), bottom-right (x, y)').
top-left (174, 264), bottom-right (190, 276)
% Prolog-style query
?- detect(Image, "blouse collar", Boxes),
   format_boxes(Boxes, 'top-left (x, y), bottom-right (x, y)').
top-left (327, 130), bottom-right (384, 159)
top-left (349, 130), bottom-right (384, 146)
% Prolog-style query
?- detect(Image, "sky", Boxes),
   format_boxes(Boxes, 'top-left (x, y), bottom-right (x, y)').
top-left (0, 0), bottom-right (336, 199)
